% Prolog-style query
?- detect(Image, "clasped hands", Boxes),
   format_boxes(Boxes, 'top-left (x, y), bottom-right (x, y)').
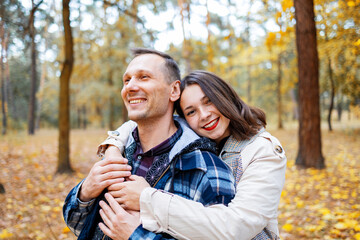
top-left (79, 146), bottom-right (150, 239)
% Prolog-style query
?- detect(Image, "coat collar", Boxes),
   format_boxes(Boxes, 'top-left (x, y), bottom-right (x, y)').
top-left (220, 128), bottom-right (266, 155)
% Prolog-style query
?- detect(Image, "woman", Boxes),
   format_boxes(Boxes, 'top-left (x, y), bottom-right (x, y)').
top-left (99, 70), bottom-right (286, 239)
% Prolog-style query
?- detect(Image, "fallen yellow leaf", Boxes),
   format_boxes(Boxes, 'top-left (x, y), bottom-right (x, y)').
top-left (334, 222), bottom-right (347, 230)
top-left (0, 229), bottom-right (13, 239)
top-left (62, 226), bottom-right (71, 233)
top-left (354, 233), bottom-right (360, 240)
top-left (282, 223), bottom-right (293, 232)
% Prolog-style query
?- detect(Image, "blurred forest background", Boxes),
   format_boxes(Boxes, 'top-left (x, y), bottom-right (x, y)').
top-left (0, 0), bottom-right (359, 239)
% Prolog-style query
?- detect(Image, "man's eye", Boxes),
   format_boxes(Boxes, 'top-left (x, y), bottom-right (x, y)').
top-left (205, 98), bottom-right (211, 105)
top-left (124, 78), bottom-right (130, 84)
top-left (141, 75), bottom-right (149, 79)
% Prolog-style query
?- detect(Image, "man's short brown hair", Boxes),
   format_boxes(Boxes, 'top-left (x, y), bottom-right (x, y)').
top-left (131, 48), bottom-right (181, 83)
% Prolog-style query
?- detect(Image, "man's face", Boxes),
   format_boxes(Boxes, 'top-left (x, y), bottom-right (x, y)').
top-left (121, 54), bottom-right (176, 122)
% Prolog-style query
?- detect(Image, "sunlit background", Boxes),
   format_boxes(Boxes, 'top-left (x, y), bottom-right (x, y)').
top-left (4, 0), bottom-right (358, 131)
top-left (0, 0), bottom-right (359, 239)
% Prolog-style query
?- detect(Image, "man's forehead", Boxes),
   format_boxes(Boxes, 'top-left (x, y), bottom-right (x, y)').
top-left (124, 54), bottom-right (165, 75)
top-left (132, 53), bottom-right (165, 65)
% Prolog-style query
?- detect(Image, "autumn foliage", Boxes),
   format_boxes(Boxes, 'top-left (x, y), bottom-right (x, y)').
top-left (0, 121), bottom-right (359, 239)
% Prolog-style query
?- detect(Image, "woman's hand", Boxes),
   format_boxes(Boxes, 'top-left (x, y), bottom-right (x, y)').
top-left (107, 175), bottom-right (150, 211)
top-left (99, 193), bottom-right (140, 240)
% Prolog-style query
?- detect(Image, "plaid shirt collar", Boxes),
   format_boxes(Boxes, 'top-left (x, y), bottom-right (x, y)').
top-left (129, 122), bottom-right (183, 183)
top-left (131, 121), bottom-right (183, 157)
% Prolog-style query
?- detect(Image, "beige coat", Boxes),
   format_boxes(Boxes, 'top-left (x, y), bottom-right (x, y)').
top-left (140, 131), bottom-right (287, 240)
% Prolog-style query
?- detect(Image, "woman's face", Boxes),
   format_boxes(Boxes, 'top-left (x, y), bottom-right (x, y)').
top-left (180, 84), bottom-right (231, 144)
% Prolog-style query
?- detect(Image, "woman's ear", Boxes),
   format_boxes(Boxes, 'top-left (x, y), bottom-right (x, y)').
top-left (170, 80), bottom-right (181, 102)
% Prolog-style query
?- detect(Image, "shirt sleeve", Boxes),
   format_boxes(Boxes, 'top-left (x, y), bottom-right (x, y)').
top-left (139, 136), bottom-right (287, 240)
top-left (129, 224), bottom-right (177, 240)
top-left (63, 180), bottom-right (96, 236)
top-left (97, 120), bottom-right (137, 157)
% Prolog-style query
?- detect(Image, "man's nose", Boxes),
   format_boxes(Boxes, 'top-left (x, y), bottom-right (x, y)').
top-left (124, 77), bottom-right (139, 91)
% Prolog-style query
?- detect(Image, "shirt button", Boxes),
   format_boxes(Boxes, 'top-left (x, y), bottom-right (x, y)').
top-left (137, 155), bottom-right (142, 160)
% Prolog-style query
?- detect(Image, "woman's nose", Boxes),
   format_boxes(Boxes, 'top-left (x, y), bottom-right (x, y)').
top-left (199, 106), bottom-right (211, 120)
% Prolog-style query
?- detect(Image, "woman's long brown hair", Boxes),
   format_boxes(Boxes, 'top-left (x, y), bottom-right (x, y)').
top-left (175, 70), bottom-right (266, 140)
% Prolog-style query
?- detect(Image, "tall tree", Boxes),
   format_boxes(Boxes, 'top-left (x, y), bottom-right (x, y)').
top-left (27, 0), bottom-right (43, 135)
top-left (276, 52), bottom-right (283, 129)
top-left (245, 0), bottom-right (253, 104)
top-left (102, 5), bottom-right (115, 130)
top-left (0, 20), bottom-right (7, 135)
top-left (0, 182), bottom-right (4, 194)
top-left (294, 0), bottom-right (325, 169)
top-left (178, 0), bottom-right (192, 74)
top-left (57, 0), bottom-right (74, 173)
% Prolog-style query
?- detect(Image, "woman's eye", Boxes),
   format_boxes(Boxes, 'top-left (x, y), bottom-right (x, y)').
top-left (205, 98), bottom-right (211, 105)
top-left (186, 110), bottom-right (195, 116)
top-left (141, 75), bottom-right (149, 79)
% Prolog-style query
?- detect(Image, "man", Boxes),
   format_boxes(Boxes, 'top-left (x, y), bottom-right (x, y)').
top-left (63, 48), bottom-right (236, 240)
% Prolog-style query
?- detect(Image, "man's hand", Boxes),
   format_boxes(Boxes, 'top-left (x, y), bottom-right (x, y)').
top-left (107, 175), bottom-right (150, 211)
top-left (99, 193), bottom-right (140, 240)
top-left (79, 157), bottom-right (132, 202)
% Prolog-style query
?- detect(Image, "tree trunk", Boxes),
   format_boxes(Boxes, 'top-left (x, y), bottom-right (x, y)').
top-left (28, 0), bottom-right (38, 135)
top-left (294, 0), bottom-right (325, 169)
top-left (35, 58), bottom-right (46, 130)
top-left (205, 1), bottom-right (214, 73)
top-left (5, 43), bottom-right (16, 121)
top-left (35, 24), bottom-right (48, 130)
top-left (82, 106), bottom-right (87, 129)
top-left (247, 64), bottom-right (252, 104)
top-left (96, 105), bottom-right (104, 128)
top-left (0, 183), bottom-right (4, 194)
top-left (77, 107), bottom-right (81, 128)
top-left (57, 0), bottom-right (74, 174)
top-left (108, 70), bottom-right (114, 130)
top-left (277, 53), bottom-right (283, 129)
top-left (178, 0), bottom-right (191, 74)
top-left (0, 21), bottom-right (7, 135)
top-left (337, 94), bottom-right (343, 121)
top-left (327, 58), bottom-right (335, 131)
top-left (290, 88), bottom-right (299, 120)
top-left (246, 0), bottom-right (253, 104)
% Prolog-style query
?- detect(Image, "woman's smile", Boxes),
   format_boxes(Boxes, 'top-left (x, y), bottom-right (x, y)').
top-left (203, 118), bottom-right (219, 131)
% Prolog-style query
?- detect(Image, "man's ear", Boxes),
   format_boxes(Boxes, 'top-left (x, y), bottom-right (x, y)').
top-left (170, 80), bottom-right (181, 102)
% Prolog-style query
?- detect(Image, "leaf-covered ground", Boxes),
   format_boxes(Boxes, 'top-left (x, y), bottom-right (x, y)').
top-left (0, 122), bottom-right (359, 239)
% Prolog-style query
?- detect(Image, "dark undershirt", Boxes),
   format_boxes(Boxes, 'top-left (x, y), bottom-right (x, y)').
top-left (217, 136), bottom-right (230, 155)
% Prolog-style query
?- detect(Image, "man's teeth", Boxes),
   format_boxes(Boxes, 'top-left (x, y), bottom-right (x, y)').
top-left (204, 119), bottom-right (217, 128)
top-left (130, 99), bottom-right (144, 104)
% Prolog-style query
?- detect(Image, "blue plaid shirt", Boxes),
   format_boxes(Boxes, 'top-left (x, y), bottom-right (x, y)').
top-left (63, 118), bottom-right (236, 240)
top-left (130, 124), bottom-right (182, 184)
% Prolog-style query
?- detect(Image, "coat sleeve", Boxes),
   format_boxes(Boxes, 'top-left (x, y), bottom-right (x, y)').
top-left (97, 120), bottom-right (137, 157)
top-left (139, 136), bottom-right (287, 240)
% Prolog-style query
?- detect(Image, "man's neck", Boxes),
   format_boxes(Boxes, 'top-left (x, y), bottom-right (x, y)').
top-left (136, 115), bottom-right (178, 152)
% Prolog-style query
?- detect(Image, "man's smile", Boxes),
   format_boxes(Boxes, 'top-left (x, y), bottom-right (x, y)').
top-left (129, 98), bottom-right (146, 104)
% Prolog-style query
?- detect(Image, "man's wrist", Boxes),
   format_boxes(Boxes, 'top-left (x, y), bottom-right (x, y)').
top-left (78, 182), bottom-right (93, 202)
